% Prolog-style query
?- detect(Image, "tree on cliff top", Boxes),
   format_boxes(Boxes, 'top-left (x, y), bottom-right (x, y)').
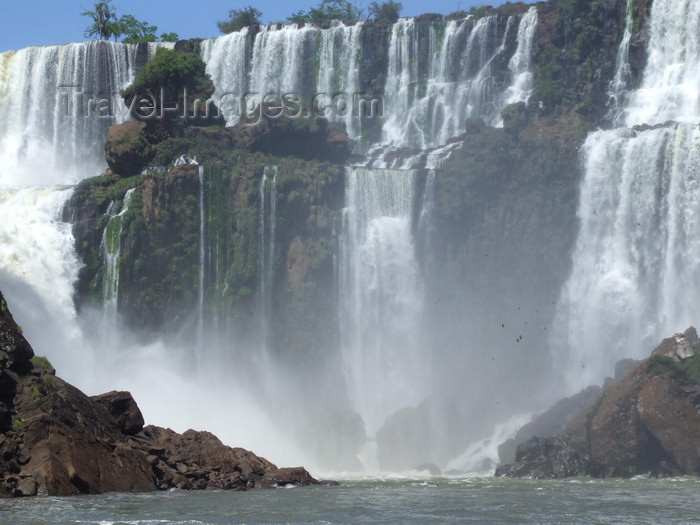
top-left (120, 47), bottom-right (217, 125)
top-left (82, 0), bottom-right (118, 40)
top-left (287, 0), bottom-right (361, 23)
top-left (368, 1), bottom-right (402, 24)
top-left (217, 6), bottom-right (262, 33)
top-left (81, 1), bottom-right (178, 43)
top-left (121, 47), bottom-right (214, 102)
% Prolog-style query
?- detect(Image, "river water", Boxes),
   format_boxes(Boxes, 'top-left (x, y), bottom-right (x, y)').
top-left (2, 476), bottom-right (699, 524)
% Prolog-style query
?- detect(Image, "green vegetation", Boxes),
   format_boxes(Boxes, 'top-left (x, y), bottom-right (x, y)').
top-left (122, 47), bottom-right (213, 99)
top-left (82, 1), bottom-right (118, 40)
top-left (30, 355), bottom-right (53, 370)
top-left (500, 102), bottom-right (528, 131)
top-left (81, 0), bottom-right (177, 43)
top-left (116, 14), bottom-right (158, 44)
top-left (160, 32), bottom-right (179, 42)
top-left (217, 6), bottom-right (263, 33)
top-left (646, 354), bottom-right (700, 385)
top-left (287, 0), bottom-right (360, 24)
top-left (120, 47), bottom-right (215, 124)
top-left (368, 1), bottom-right (402, 24)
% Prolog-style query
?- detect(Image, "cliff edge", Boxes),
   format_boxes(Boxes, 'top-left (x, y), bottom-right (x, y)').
top-left (0, 291), bottom-right (316, 497)
top-left (497, 328), bottom-right (700, 479)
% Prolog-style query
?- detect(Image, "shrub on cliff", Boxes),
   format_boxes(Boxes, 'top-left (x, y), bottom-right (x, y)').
top-left (217, 6), bottom-right (262, 33)
top-left (120, 48), bottom-right (217, 125)
top-left (287, 0), bottom-right (360, 24)
top-left (368, 1), bottom-right (402, 24)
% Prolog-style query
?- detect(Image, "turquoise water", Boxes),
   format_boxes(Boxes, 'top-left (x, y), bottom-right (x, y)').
top-left (1, 477), bottom-right (699, 524)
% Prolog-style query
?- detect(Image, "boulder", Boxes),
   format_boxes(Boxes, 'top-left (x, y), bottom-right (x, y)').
top-left (91, 391), bottom-right (145, 435)
top-left (105, 121), bottom-right (153, 176)
top-left (229, 117), bottom-right (354, 163)
top-left (495, 437), bottom-right (590, 479)
top-left (651, 326), bottom-right (698, 362)
top-left (0, 291), bottom-right (318, 497)
top-left (498, 385), bottom-right (601, 464)
top-left (0, 293), bottom-right (34, 375)
top-left (498, 327), bottom-right (700, 479)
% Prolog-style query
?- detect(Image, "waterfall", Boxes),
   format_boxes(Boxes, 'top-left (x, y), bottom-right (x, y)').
top-left (380, 12), bottom-right (535, 149)
top-left (258, 165), bottom-right (278, 338)
top-left (339, 167), bottom-right (426, 434)
top-left (607, 0), bottom-right (634, 121)
top-left (317, 21), bottom-right (364, 139)
top-left (198, 165), bottom-right (206, 355)
top-left (201, 12), bottom-right (538, 148)
top-left (555, 0), bottom-right (700, 391)
top-left (201, 28), bottom-right (250, 125)
top-left (502, 6), bottom-right (538, 108)
top-left (102, 188), bottom-right (136, 332)
top-left (0, 187), bottom-right (79, 321)
top-left (623, 0), bottom-right (700, 126)
top-left (0, 10), bottom-right (541, 470)
top-left (0, 41), bottom-right (165, 187)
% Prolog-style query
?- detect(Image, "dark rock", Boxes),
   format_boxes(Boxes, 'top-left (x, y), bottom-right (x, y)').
top-left (495, 437), bottom-right (590, 479)
top-left (637, 376), bottom-right (700, 474)
top-left (105, 121), bottom-right (153, 176)
top-left (499, 329), bottom-right (700, 479)
top-left (651, 326), bottom-right (698, 362)
top-left (229, 117), bottom-right (353, 163)
top-left (14, 477), bottom-right (37, 497)
top-left (0, 293), bottom-right (34, 375)
top-left (319, 479), bottom-right (341, 486)
top-left (91, 391), bottom-right (145, 435)
top-left (174, 38), bottom-right (204, 54)
top-left (614, 358), bottom-right (640, 382)
top-left (0, 292), bottom-right (317, 497)
top-left (498, 385), bottom-right (601, 464)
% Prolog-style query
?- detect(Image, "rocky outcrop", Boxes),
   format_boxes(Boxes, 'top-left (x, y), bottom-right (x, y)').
top-left (498, 385), bottom-right (602, 465)
top-left (92, 390), bottom-right (145, 435)
top-left (228, 117), bottom-right (354, 163)
top-left (105, 121), bottom-right (154, 176)
top-left (0, 292), bottom-right (317, 497)
top-left (497, 328), bottom-right (700, 479)
top-left (0, 292), bottom-right (34, 432)
top-left (651, 326), bottom-right (699, 362)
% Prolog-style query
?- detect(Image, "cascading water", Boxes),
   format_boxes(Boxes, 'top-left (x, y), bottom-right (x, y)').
top-left (197, 165), bottom-right (206, 359)
top-left (607, 0), bottom-right (635, 120)
top-left (201, 11), bottom-right (538, 146)
top-left (0, 41), bottom-right (165, 186)
top-left (339, 167), bottom-right (426, 434)
top-left (258, 165), bottom-right (278, 338)
top-left (555, 0), bottom-right (700, 392)
top-left (102, 188), bottom-right (136, 331)
top-left (501, 6), bottom-right (538, 109)
top-left (0, 40), bottom-right (163, 376)
top-left (0, 8), bottom-right (540, 473)
top-left (317, 22), bottom-right (364, 139)
top-left (380, 10), bottom-right (535, 149)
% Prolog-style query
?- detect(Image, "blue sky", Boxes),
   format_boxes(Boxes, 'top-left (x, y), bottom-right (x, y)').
top-left (0, 0), bottom-right (533, 52)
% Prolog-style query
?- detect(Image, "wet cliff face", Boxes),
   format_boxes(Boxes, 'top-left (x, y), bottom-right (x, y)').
top-left (60, 0), bottom-right (653, 470)
top-left (70, 144), bottom-right (344, 361)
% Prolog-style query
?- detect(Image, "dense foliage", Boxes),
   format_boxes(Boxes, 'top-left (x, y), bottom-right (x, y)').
top-left (81, 1), bottom-right (118, 40)
top-left (288, 0), bottom-right (360, 23)
top-left (121, 48), bottom-right (215, 111)
top-left (368, 1), bottom-right (402, 24)
top-left (81, 0), bottom-right (177, 43)
top-left (217, 6), bottom-right (262, 33)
